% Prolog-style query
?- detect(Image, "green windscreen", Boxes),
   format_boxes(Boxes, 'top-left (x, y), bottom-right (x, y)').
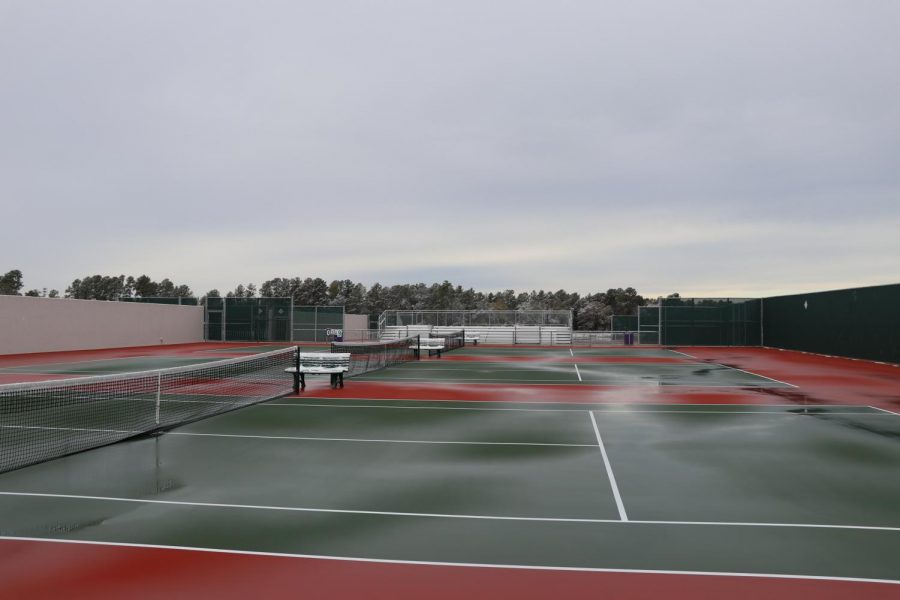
top-left (202, 298), bottom-right (291, 342)
top-left (292, 306), bottom-right (344, 342)
top-left (660, 298), bottom-right (761, 346)
top-left (611, 315), bottom-right (638, 331)
top-left (762, 283), bottom-right (900, 364)
top-left (638, 306), bottom-right (660, 344)
top-left (205, 309), bottom-right (223, 341)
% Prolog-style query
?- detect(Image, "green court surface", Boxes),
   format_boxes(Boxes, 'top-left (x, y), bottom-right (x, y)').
top-left (205, 344), bottom-right (311, 354)
top-left (0, 346), bottom-right (310, 377)
top-left (354, 360), bottom-right (790, 387)
top-left (0, 398), bottom-right (898, 581)
top-left (0, 356), bottom-right (227, 375)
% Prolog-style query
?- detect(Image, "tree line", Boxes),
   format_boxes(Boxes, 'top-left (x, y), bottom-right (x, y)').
top-left (0, 270), bottom-right (190, 301)
top-left (0, 269), bottom-right (59, 297)
top-left (220, 277), bottom-right (649, 330)
top-left (66, 274), bottom-right (193, 300)
top-left (3, 269), bottom-right (658, 329)
top-left (236, 277), bottom-right (647, 329)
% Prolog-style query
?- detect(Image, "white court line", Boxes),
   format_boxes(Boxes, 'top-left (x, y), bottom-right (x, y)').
top-left (679, 358), bottom-right (797, 388)
top-left (1, 538), bottom-right (898, 586)
top-left (681, 361), bottom-right (797, 389)
top-left (0, 356), bottom-right (152, 372)
top-left (599, 410), bottom-right (885, 415)
top-left (588, 412), bottom-right (628, 521)
top-left (619, 384), bottom-right (787, 388)
top-left (716, 365), bottom-right (798, 389)
top-left (0, 491), bottom-right (630, 524)
top-left (665, 350), bottom-right (798, 389)
top-left (166, 431), bottom-right (592, 448)
top-left (280, 398), bottom-right (846, 408)
top-left (355, 377), bottom-right (598, 383)
top-left (764, 346), bottom-right (900, 369)
top-left (1, 538), bottom-right (898, 587)
top-left (271, 402), bottom-right (580, 412)
top-left (0, 355), bottom-right (218, 373)
top-left (868, 405), bottom-right (900, 416)
top-left (365, 362), bottom-right (798, 380)
top-left (380, 366), bottom-right (584, 371)
top-left (0, 424), bottom-right (139, 434)
top-left (353, 378), bottom-right (795, 389)
top-left (270, 400), bottom-right (583, 412)
top-left (266, 405), bottom-right (887, 416)
top-left (353, 375), bottom-right (788, 387)
top-left (3, 492), bottom-right (899, 534)
top-left (0, 409), bottom-right (884, 442)
top-left (274, 398), bottom-right (867, 409)
top-left (569, 348), bottom-right (575, 357)
top-left (573, 364), bottom-right (582, 382)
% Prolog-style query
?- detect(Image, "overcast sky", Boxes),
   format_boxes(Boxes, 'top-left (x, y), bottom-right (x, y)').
top-left (2, 1), bottom-right (899, 298)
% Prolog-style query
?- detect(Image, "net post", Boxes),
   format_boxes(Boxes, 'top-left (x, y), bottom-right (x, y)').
top-left (293, 346), bottom-right (301, 394)
top-left (155, 371), bottom-right (162, 425)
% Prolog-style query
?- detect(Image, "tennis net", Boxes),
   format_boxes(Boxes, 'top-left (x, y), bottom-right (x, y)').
top-left (331, 336), bottom-right (419, 377)
top-left (0, 347), bottom-right (295, 474)
top-left (429, 329), bottom-right (465, 352)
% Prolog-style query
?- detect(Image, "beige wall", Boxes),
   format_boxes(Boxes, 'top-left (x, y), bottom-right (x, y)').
top-left (339, 314), bottom-right (370, 341)
top-left (343, 313), bottom-right (369, 332)
top-left (0, 296), bottom-right (204, 355)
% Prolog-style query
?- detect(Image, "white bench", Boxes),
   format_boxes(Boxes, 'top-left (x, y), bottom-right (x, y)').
top-left (285, 352), bottom-right (351, 391)
top-left (410, 337), bottom-right (446, 358)
top-left (464, 334), bottom-right (480, 346)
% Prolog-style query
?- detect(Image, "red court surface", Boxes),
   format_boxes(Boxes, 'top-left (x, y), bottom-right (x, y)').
top-left (0, 342), bottom-right (271, 368)
top-left (3, 538), bottom-right (898, 600)
top-left (0, 373), bottom-right (76, 384)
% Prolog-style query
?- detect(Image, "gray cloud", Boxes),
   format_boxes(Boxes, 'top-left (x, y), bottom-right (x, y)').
top-left (2, 0), bottom-right (899, 297)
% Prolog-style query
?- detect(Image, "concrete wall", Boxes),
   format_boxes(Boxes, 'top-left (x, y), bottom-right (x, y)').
top-left (0, 296), bottom-right (204, 355)
top-left (343, 313), bottom-right (369, 333)
top-left (339, 314), bottom-right (371, 341)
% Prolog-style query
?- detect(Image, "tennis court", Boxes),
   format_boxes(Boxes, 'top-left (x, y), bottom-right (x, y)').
top-left (1, 341), bottom-right (899, 598)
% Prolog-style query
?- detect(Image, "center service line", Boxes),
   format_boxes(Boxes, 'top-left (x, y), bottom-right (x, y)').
top-left (573, 364), bottom-right (583, 382)
top-left (588, 411), bottom-right (628, 521)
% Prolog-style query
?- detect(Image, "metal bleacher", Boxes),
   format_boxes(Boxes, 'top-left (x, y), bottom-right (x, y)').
top-left (377, 309), bottom-right (573, 346)
top-left (381, 325), bottom-right (571, 345)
